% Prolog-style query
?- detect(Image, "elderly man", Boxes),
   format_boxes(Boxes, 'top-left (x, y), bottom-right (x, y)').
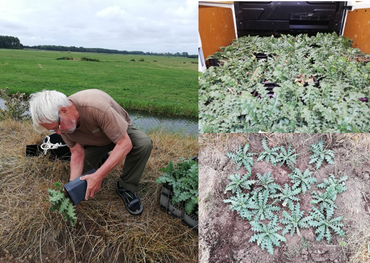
top-left (29, 89), bottom-right (153, 215)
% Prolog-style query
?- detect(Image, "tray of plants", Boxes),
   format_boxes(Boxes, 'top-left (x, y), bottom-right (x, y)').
top-left (156, 157), bottom-right (199, 231)
top-left (199, 33), bottom-right (370, 133)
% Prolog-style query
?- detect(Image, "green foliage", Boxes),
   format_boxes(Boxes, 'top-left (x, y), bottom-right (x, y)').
top-left (47, 182), bottom-right (77, 226)
top-left (224, 173), bottom-right (255, 194)
top-left (156, 158), bottom-right (198, 215)
top-left (309, 139), bottom-right (335, 170)
top-left (310, 185), bottom-right (338, 210)
top-left (317, 174), bottom-right (348, 193)
top-left (253, 172), bottom-right (281, 194)
top-left (199, 32), bottom-right (370, 132)
top-left (271, 183), bottom-right (301, 209)
top-left (223, 138), bottom-right (347, 253)
top-left (0, 87), bottom-right (30, 121)
top-left (280, 203), bottom-right (312, 237)
top-left (251, 190), bottom-right (280, 221)
top-left (224, 192), bottom-right (256, 221)
top-left (80, 57), bottom-right (100, 62)
top-left (277, 145), bottom-right (298, 166)
top-left (226, 143), bottom-right (256, 172)
top-left (288, 167), bottom-right (317, 194)
top-left (257, 139), bottom-right (280, 166)
top-left (308, 206), bottom-right (344, 243)
top-left (249, 215), bottom-right (286, 255)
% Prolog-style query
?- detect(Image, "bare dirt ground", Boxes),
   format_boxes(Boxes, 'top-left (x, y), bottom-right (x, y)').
top-left (199, 133), bottom-right (370, 263)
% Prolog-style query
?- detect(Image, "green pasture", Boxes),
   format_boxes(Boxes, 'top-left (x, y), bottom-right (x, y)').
top-left (0, 49), bottom-right (198, 117)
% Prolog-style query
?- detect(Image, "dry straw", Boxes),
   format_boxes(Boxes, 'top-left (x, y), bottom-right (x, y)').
top-left (0, 119), bottom-right (198, 263)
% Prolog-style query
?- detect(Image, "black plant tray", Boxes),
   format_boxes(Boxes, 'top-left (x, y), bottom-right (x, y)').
top-left (182, 205), bottom-right (198, 232)
top-left (64, 169), bottom-right (96, 205)
top-left (207, 58), bottom-right (221, 67)
top-left (159, 184), bottom-right (198, 232)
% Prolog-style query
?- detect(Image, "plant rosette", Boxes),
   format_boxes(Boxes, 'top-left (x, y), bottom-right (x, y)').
top-left (47, 182), bottom-right (77, 226)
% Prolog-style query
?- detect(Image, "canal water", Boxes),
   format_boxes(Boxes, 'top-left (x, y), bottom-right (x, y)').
top-left (0, 99), bottom-right (198, 136)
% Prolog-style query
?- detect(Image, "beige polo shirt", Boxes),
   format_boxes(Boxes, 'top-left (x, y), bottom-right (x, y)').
top-left (61, 89), bottom-right (132, 148)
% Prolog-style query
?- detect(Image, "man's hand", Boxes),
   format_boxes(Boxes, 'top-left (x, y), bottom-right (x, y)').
top-left (80, 172), bottom-right (103, 200)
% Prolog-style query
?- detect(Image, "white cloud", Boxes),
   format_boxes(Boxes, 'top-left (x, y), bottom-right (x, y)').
top-left (0, 0), bottom-right (197, 54)
top-left (96, 5), bottom-right (128, 18)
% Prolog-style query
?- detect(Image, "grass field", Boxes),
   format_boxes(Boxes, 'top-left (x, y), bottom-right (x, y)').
top-left (0, 49), bottom-right (198, 117)
top-left (0, 119), bottom-right (198, 262)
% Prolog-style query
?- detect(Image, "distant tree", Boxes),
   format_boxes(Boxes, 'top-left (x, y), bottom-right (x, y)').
top-left (0, 36), bottom-right (22, 49)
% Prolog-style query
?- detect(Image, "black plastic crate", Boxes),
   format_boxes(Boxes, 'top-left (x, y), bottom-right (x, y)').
top-left (159, 184), bottom-right (184, 218)
top-left (159, 184), bottom-right (198, 232)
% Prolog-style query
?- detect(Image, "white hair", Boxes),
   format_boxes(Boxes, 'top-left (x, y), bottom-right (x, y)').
top-left (29, 90), bottom-right (72, 132)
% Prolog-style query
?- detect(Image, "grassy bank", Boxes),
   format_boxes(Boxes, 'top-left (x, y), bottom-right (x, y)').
top-left (0, 119), bottom-right (198, 262)
top-left (0, 49), bottom-right (198, 117)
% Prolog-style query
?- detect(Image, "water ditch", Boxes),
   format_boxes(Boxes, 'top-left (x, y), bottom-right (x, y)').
top-left (0, 98), bottom-right (198, 136)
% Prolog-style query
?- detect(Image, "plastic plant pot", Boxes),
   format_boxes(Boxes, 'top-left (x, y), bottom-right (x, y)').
top-left (303, 76), bottom-right (319, 88)
top-left (254, 53), bottom-right (268, 61)
top-left (254, 53), bottom-right (276, 61)
top-left (64, 169), bottom-right (96, 205)
top-left (251, 79), bottom-right (279, 98)
top-left (358, 98), bottom-right (368, 103)
top-left (262, 78), bottom-right (280, 91)
top-left (207, 58), bottom-right (220, 67)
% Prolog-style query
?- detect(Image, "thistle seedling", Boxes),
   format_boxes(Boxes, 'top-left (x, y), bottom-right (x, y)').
top-left (224, 173), bottom-right (255, 194)
top-left (288, 167), bottom-right (317, 194)
top-left (47, 182), bottom-right (77, 227)
top-left (226, 143), bottom-right (256, 172)
top-left (251, 189), bottom-right (281, 221)
top-left (317, 174), bottom-right (348, 194)
top-left (310, 185), bottom-right (338, 210)
top-left (276, 144), bottom-right (298, 166)
top-left (271, 183), bottom-right (301, 209)
top-left (253, 172), bottom-right (281, 194)
top-left (308, 206), bottom-right (344, 243)
top-left (249, 215), bottom-right (286, 255)
top-left (224, 192), bottom-right (256, 221)
top-left (309, 139), bottom-right (335, 170)
top-left (257, 139), bottom-right (280, 166)
top-left (280, 203), bottom-right (313, 237)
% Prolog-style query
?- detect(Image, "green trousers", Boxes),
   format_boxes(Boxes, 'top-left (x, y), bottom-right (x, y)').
top-left (82, 126), bottom-right (153, 192)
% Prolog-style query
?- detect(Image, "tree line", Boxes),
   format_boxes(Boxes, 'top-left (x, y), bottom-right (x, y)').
top-left (0, 35), bottom-right (197, 58)
top-left (24, 45), bottom-right (197, 58)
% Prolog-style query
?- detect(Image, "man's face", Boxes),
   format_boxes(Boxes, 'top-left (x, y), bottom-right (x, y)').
top-left (41, 112), bottom-right (77, 135)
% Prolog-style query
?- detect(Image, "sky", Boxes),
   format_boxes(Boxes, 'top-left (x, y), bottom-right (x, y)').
top-left (0, 0), bottom-right (198, 54)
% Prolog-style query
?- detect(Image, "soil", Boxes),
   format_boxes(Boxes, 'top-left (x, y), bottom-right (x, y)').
top-left (199, 134), bottom-right (370, 263)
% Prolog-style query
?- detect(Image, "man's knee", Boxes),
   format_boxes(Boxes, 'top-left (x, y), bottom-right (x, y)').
top-left (141, 138), bottom-right (153, 153)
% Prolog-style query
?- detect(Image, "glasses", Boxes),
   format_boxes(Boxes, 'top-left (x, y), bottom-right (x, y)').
top-left (49, 111), bottom-right (61, 132)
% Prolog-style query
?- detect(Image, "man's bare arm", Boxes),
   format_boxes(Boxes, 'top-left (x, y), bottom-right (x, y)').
top-left (69, 143), bottom-right (85, 181)
top-left (81, 133), bottom-right (133, 200)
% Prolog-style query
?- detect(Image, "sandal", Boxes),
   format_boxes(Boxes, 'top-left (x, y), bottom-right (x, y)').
top-left (116, 182), bottom-right (143, 215)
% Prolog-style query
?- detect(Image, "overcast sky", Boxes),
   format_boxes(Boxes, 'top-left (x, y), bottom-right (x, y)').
top-left (0, 0), bottom-right (197, 54)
